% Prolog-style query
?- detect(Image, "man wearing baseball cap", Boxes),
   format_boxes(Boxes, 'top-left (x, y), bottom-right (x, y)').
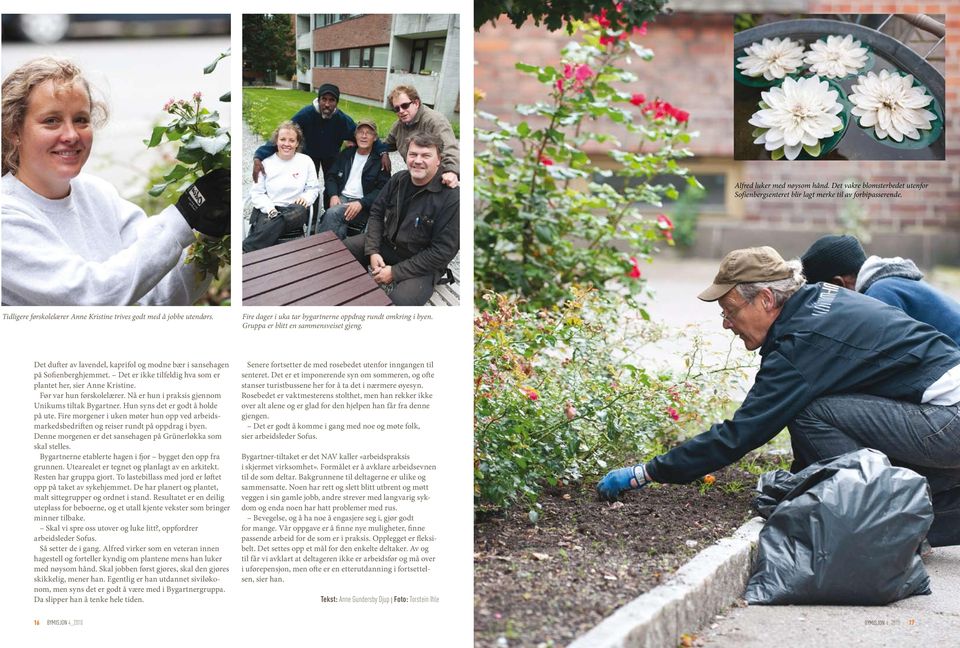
top-left (252, 83), bottom-right (358, 188)
top-left (318, 119), bottom-right (390, 240)
top-left (598, 246), bottom-right (960, 546)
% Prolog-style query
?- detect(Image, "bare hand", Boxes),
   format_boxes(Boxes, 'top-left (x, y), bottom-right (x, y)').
top-left (369, 253), bottom-right (386, 272)
top-left (372, 264), bottom-right (394, 286)
top-left (381, 152), bottom-right (392, 174)
top-left (441, 171), bottom-right (459, 188)
top-left (252, 158), bottom-right (264, 183)
top-left (294, 196), bottom-right (309, 206)
top-left (329, 195), bottom-right (342, 208)
top-left (344, 201), bottom-right (363, 221)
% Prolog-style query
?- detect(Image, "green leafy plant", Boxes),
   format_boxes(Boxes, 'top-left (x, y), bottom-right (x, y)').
top-left (475, 9), bottom-right (700, 311)
top-left (474, 290), bottom-right (755, 515)
top-left (144, 51), bottom-right (231, 282)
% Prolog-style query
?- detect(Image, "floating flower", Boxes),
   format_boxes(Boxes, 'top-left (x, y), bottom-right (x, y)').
top-left (848, 69), bottom-right (937, 142)
top-left (630, 93), bottom-right (646, 106)
top-left (666, 407), bottom-right (679, 421)
top-left (627, 256), bottom-right (641, 279)
top-left (803, 34), bottom-right (868, 79)
top-left (736, 37), bottom-right (805, 80)
top-left (748, 75), bottom-right (844, 160)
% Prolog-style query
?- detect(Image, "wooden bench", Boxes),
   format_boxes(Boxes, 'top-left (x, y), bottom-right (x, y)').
top-left (242, 232), bottom-right (392, 306)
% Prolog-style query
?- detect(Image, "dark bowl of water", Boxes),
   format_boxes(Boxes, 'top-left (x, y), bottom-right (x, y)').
top-left (734, 19), bottom-right (945, 161)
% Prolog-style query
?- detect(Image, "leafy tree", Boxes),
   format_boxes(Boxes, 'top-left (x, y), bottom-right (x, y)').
top-left (476, 0), bottom-right (667, 32)
top-left (242, 14), bottom-right (295, 78)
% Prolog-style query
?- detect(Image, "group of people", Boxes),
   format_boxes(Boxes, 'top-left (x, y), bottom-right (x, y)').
top-left (1, 57), bottom-right (230, 306)
top-left (242, 82), bottom-right (460, 306)
top-left (598, 236), bottom-right (960, 549)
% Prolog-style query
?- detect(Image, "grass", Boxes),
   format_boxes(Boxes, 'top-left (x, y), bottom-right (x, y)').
top-left (242, 87), bottom-right (460, 141)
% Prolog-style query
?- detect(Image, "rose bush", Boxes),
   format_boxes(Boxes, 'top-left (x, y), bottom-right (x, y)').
top-left (475, 8), bottom-right (700, 312)
top-left (474, 290), bottom-right (755, 518)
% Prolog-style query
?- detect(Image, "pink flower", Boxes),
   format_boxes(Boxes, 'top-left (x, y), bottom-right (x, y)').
top-left (539, 155), bottom-right (554, 166)
top-left (672, 108), bottom-right (690, 123)
top-left (614, 2), bottom-right (624, 11)
top-left (599, 34), bottom-right (616, 47)
top-left (666, 407), bottom-right (679, 421)
top-left (556, 78), bottom-right (565, 92)
top-left (192, 91), bottom-right (202, 102)
top-left (575, 64), bottom-right (594, 82)
top-left (162, 98), bottom-right (175, 111)
top-left (596, 8), bottom-right (611, 28)
top-left (524, 387), bottom-right (540, 401)
top-left (630, 93), bottom-right (646, 106)
top-left (627, 256), bottom-right (641, 279)
top-left (633, 22), bottom-right (648, 36)
top-left (563, 63), bottom-right (574, 79)
top-left (657, 214), bottom-right (674, 230)
top-left (564, 402), bottom-right (578, 421)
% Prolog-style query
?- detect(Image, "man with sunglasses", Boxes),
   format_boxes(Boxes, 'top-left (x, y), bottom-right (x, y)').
top-left (381, 85), bottom-right (460, 189)
top-left (597, 246), bottom-right (960, 547)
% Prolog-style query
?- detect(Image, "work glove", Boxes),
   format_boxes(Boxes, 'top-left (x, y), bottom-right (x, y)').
top-left (597, 464), bottom-right (651, 502)
top-left (176, 168), bottom-right (230, 237)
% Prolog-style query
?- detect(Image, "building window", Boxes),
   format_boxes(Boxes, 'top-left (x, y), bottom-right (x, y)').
top-left (349, 48), bottom-right (361, 67)
top-left (373, 46), bottom-right (389, 68)
top-left (409, 38), bottom-right (445, 74)
top-left (314, 51), bottom-right (341, 68)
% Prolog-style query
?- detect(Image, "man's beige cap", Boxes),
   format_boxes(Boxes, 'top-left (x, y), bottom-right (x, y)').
top-left (698, 246), bottom-right (792, 301)
top-left (356, 119), bottom-right (378, 134)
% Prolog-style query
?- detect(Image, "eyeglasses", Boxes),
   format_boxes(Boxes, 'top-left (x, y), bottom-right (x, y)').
top-left (392, 101), bottom-right (415, 113)
top-left (719, 299), bottom-right (751, 322)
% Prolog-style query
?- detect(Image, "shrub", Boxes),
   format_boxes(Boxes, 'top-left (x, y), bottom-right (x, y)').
top-left (475, 9), bottom-right (701, 311)
top-left (474, 290), bottom-right (756, 517)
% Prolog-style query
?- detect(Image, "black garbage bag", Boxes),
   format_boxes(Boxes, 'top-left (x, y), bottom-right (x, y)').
top-left (745, 448), bottom-right (933, 605)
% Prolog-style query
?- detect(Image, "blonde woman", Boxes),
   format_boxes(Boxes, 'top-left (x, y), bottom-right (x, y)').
top-left (243, 120), bottom-right (321, 252)
top-left (1, 57), bottom-right (229, 306)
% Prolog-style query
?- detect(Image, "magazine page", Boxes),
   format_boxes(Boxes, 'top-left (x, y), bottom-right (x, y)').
top-left (473, 1), bottom-right (956, 646)
top-left (1, 3), bottom-right (472, 646)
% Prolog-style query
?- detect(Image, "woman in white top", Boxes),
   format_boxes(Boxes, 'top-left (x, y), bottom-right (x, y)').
top-left (242, 121), bottom-right (321, 253)
top-left (1, 57), bottom-right (230, 306)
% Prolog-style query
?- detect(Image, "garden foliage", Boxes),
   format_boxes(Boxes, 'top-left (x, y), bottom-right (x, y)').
top-left (475, 9), bottom-right (701, 311)
top-left (142, 51), bottom-right (231, 285)
top-left (474, 291), bottom-right (755, 517)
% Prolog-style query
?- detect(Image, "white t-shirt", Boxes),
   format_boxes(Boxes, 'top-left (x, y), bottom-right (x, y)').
top-left (341, 152), bottom-right (369, 201)
top-left (250, 152), bottom-right (321, 212)
top-left (1, 173), bottom-right (207, 306)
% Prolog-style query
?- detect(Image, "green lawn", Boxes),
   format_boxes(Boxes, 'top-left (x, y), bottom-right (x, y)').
top-left (242, 88), bottom-right (397, 141)
top-left (242, 87), bottom-right (460, 141)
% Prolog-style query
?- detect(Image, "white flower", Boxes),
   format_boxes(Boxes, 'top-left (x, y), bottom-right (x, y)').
top-left (737, 37), bottom-right (805, 80)
top-left (803, 34), bottom-right (868, 78)
top-left (849, 69), bottom-right (937, 142)
top-left (748, 76), bottom-right (844, 160)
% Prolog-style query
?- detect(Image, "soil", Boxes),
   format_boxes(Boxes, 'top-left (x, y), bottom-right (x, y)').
top-left (474, 466), bottom-right (761, 648)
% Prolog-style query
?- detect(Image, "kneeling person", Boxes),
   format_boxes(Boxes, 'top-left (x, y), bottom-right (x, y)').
top-left (243, 122), bottom-right (321, 253)
top-left (345, 133), bottom-right (459, 306)
top-left (319, 119), bottom-right (390, 240)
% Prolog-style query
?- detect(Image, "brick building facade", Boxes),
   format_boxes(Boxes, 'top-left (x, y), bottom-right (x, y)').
top-left (297, 13), bottom-right (460, 119)
top-left (475, 1), bottom-right (958, 266)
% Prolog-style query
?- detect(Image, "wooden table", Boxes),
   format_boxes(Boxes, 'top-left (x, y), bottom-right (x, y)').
top-left (242, 232), bottom-right (393, 306)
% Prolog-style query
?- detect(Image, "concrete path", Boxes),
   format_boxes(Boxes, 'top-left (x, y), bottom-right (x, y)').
top-left (698, 546), bottom-right (960, 647)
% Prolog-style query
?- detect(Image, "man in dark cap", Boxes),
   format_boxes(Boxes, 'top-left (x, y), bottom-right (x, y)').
top-left (597, 246), bottom-right (960, 547)
top-left (802, 234), bottom-right (960, 344)
top-left (252, 83), bottom-right (357, 189)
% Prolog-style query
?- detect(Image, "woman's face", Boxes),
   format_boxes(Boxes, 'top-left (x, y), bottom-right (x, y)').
top-left (276, 128), bottom-right (299, 161)
top-left (16, 79), bottom-right (93, 199)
